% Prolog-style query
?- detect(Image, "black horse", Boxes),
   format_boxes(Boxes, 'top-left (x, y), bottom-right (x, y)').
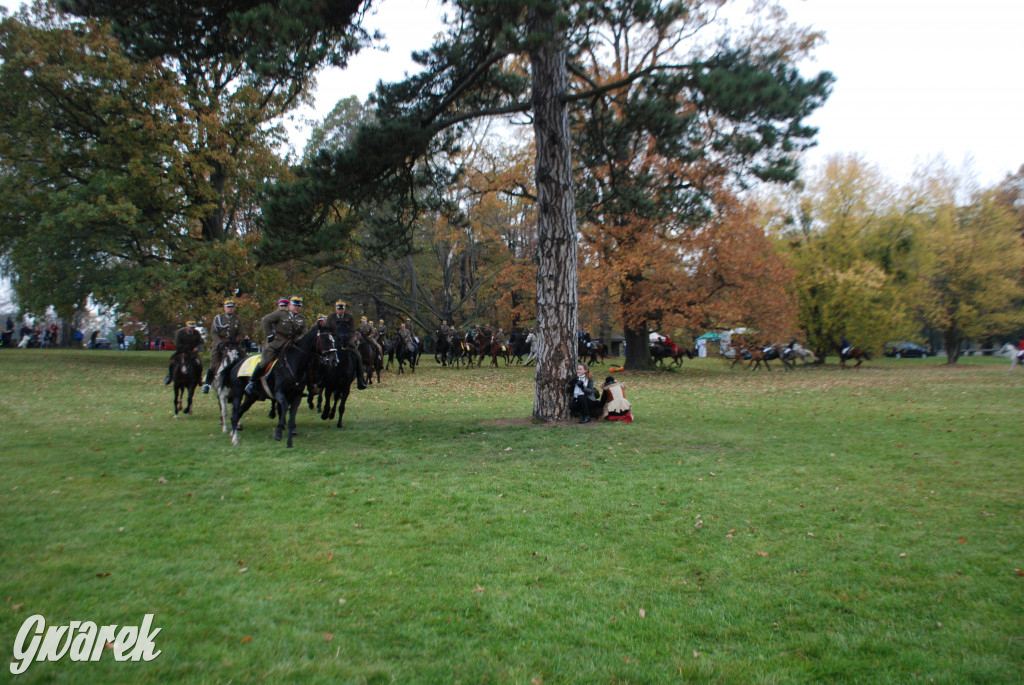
top-left (392, 334), bottom-right (418, 374)
top-left (225, 327), bottom-right (336, 447)
top-left (172, 352), bottom-right (201, 417)
top-left (434, 329), bottom-right (457, 367)
top-left (649, 341), bottom-right (692, 368)
top-left (172, 352), bottom-right (202, 416)
top-left (319, 348), bottom-right (364, 428)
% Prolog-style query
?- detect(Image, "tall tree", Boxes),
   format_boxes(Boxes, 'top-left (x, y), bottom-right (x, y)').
top-left (0, 1), bottom-right (316, 325)
top-left (909, 169), bottom-right (1024, 363)
top-left (768, 155), bottom-right (913, 358)
top-left (570, 1), bottom-right (829, 369)
top-left (259, 0), bottom-right (831, 419)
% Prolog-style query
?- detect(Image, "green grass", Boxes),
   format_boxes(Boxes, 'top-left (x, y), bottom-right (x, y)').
top-left (1, 350), bottom-right (1022, 683)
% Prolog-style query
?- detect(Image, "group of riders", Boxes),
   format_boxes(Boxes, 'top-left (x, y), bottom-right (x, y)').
top-left (163, 297), bottom-right (421, 397)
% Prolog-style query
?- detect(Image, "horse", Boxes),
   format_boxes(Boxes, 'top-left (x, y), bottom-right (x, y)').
top-left (392, 334), bottom-right (418, 374)
top-left (1000, 342), bottom-right (1024, 373)
top-left (779, 341), bottom-right (816, 370)
top-left (522, 331), bottom-right (537, 366)
top-left (478, 333), bottom-right (510, 367)
top-left (171, 352), bottom-right (202, 416)
top-left (580, 339), bottom-right (607, 366)
top-left (650, 340), bottom-right (693, 368)
top-left (836, 343), bottom-right (871, 369)
top-left (352, 330), bottom-right (383, 385)
top-left (319, 348), bottom-right (363, 428)
top-left (729, 337), bottom-right (772, 371)
top-left (212, 344), bottom-right (241, 432)
top-left (306, 329), bottom-right (342, 411)
top-left (225, 326), bottom-right (336, 447)
top-left (434, 329), bottom-right (457, 367)
top-left (508, 331), bottom-right (530, 365)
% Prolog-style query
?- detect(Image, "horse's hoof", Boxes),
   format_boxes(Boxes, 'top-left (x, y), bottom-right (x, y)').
top-left (290, 429), bottom-right (298, 436)
top-left (273, 431), bottom-right (282, 441)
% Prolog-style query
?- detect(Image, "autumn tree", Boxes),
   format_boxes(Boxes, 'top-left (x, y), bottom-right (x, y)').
top-left (257, 0), bottom-right (831, 418)
top-left (908, 167), bottom-right (1024, 363)
top-left (768, 155), bottom-right (915, 359)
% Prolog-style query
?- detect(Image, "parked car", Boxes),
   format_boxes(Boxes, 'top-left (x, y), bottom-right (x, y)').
top-left (884, 341), bottom-right (930, 358)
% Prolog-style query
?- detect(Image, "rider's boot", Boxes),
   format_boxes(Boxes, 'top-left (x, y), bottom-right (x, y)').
top-left (164, 361), bottom-right (173, 385)
top-left (202, 366), bottom-right (214, 393)
top-left (245, 363), bottom-right (264, 396)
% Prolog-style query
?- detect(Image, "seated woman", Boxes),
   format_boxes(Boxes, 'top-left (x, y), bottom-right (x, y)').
top-left (600, 376), bottom-right (633, 423)
top-left (565, 362), bottom-right (600, 423)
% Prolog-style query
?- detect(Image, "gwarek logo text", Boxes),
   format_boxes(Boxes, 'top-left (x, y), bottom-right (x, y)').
top-left (10, 614), bottom-right (161, 675)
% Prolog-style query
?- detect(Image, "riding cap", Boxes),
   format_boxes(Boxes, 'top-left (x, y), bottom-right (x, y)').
top-left (224, 300), bottom-right (235, 307)
top-left (277, 298), bottom-right (289, 307)
top-left (289, 296), bottom-right (303, 306)
top-left (316, 314), bottom-right (328, 323)
top-left (379, 319), bottom-right (384, 324)
top-left (185, 320), bottom-right (197, 328)
top-left (360, 316), bottom-right (367, 322)
top-left (603, 376), bottom-right (616, 387)
top-left (335, 301), bottom-right (346, 308)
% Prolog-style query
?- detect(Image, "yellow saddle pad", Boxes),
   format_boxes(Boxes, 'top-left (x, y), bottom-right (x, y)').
top-left (238, 355), bottom-right (276, 378)
top-left (237, 355), bottom-right (260, 378)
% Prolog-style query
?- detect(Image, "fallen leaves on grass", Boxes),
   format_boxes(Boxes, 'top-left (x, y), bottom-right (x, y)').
top-left (639, 608), bottom-right (646, 619)
top-left (756, 551), bottom-right (769, 557)
top-left (473, 584), bottom-right (485, 593)
top-left (241, 636), bottom-right (252, 644)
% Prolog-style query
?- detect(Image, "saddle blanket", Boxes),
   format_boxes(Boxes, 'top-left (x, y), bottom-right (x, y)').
top-left (236, 355), bottom-right (276, 378)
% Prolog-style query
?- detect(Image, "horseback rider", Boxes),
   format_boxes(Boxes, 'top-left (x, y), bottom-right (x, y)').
top-left (202, 299), bottom-right (243, 394)
top-left (245, 296), bottom-right (306, 395)
top-left (164, 320), bottom-right (203, 384)
top-left (439, 319), bottom-right (450, 338)
top-left (376, 318), bottom-right (387, 341)
top-left (327, 301), bottom-right (354, 348)
top-left (841, 336), bottom-right (852, 357)
top-left (359, 316), bottom-right (383, 359)
top-left (397, 321), bottom-right (415, 352)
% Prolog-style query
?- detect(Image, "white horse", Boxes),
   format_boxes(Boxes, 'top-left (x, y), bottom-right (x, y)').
top-left (523, 331), bottom-right (537, 366)
top-left (780, 341), bottom-right (816, 370)
top-left (999, 343), bottom-right (1023, 373)
top-left (213, 346), bottom-right (241, 433)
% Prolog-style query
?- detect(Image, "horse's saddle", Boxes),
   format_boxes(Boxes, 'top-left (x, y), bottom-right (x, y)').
top-left (237, 355), bottom-right (277, 378)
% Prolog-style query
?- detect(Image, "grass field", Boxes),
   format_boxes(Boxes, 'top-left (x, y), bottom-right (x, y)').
top-left (1, 349), bottom-right (1022, 683)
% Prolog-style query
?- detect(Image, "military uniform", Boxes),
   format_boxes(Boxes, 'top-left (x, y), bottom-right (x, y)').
top-left (204, 303), bottom-right (244, 390)
top-left (328, 302), bottom-right (355, 349)
top-left (245, 298), bottom-right (306, 395)
top-left (397, 324), bottom-right (415, 352)
top-left (376, 320), bottom-right (387, 341)
top-left (165, 323), bottom-right (203, 383)
top-left (356, 317), bottom-right (381, 358)
top-left (260, 308), bottom-right (306, 363)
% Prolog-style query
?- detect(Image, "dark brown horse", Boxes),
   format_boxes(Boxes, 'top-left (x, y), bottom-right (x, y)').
top-left (478, 333), bottom-right (510, 367)
top-left (172, 352), bottom-right (202, 416)
top-left (836, 343), bottom-right (871, 369)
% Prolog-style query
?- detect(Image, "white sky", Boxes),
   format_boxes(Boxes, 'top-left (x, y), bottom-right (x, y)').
top-left (2, 0), bottom-right (1022, 187)
top-left (290, 0), bottom-right (1024, 187)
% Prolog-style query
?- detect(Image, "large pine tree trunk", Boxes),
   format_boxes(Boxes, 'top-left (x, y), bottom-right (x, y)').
top-left (529, 9), bottom-right (578, 422)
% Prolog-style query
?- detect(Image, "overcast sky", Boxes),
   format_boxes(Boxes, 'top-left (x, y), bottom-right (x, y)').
top-left (291, 0), bottom-right (1023, 187)
top-left (3, 0), bottom-right (1021, 187)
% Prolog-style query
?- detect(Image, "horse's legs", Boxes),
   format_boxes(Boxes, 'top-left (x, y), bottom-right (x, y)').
top-left (286, 395), bottom-right (301, 447)
top-left (231, 393), bottom-right (257, 445)
top-left (335, 383), bottom-right (351, 428)
top-left (273, 392), bottom-right (288, 441)
top-left (184, 384), bottom-right (195, 413)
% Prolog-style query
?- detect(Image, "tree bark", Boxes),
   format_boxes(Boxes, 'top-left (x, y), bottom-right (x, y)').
top-left (529, 9), bottom-right (578, 422)
top-left (944, 329), bottom-right (962, 364)
top-left (624, 323), bottom-right (652, 370)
